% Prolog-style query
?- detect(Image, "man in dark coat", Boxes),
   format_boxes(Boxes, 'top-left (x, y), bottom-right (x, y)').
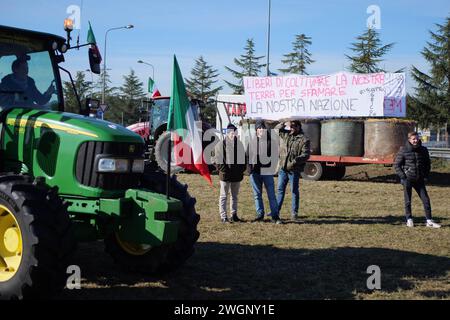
top-left (214, 124), bottom-right (247, 223)
top-left (394, 131), bottom-right (440, 228)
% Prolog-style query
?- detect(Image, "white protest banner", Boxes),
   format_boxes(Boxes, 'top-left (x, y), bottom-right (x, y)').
top-left (215, 94), bottom-right (246, 133)
top-left (243, 72), bottom-right (406, 120)
top-left (382, 72), bottom-right (406, 117)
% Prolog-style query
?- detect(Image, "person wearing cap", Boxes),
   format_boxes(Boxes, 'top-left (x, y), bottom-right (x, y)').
top-left (0, 56), bottom-right (56, 108)
top-left (214, 123), bottom-right (247, 223)
top-left (247, 119), bottom-right (282, 224)
top-left (275, 120), bottom-right (311, 221)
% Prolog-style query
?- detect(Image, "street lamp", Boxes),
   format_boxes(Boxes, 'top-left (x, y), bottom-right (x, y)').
top-left (137, 60), bottom-right (155, 82)
top-left (102, 24), bottom-right (134, 105)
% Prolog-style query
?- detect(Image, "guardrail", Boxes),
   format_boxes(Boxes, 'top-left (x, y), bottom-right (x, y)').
top-left (423, 141), bottom-right (449, 148)
top-left (428, 148), bottom-right (450, 160)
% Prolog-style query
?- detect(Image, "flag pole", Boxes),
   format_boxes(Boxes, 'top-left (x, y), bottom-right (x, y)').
top-left (166, 131), bottom-right (171, 199)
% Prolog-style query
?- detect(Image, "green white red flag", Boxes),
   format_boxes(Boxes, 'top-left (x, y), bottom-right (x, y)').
top-left (86, 21), bottom-right (102, 63)
top-left (148, 77), bottom-right (161, 97)
top-left (167, 55), bottom-right (211, 185)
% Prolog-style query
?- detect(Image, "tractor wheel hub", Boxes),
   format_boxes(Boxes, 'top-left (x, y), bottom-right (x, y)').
top-left (4, 227), bottom-right (20, 254)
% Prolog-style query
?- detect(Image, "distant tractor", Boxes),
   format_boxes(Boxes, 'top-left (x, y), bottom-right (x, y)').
top-left (0, 24), bottom-right (199, 299)
top-left (127, 96), bottom-right (215, 173)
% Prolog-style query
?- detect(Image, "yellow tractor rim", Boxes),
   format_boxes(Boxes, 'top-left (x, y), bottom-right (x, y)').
top-left (0, 205), bottom-right (23, 282)
top-left (115, 233), bottom-right (152, 256)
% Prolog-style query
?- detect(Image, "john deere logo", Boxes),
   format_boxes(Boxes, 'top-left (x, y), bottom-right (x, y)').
top-left (129, 145), bottom-right (135, 153)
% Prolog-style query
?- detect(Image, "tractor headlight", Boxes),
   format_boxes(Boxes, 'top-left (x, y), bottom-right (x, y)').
top-left (132, 159), bottom-right (145, 173)
top-left (98, 158), bottom-right (129, 173)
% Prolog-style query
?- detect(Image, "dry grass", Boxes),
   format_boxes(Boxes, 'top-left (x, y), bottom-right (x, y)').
top-left (60, 162), bottom-right (450, 300)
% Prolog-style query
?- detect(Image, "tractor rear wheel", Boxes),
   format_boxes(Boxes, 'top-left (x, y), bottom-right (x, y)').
top-left (0, 174), bottom-right (75, 299)
top-left (154, 131), bottom-right (184, 174)
top-left (104, 168), bottom-right (200, 273)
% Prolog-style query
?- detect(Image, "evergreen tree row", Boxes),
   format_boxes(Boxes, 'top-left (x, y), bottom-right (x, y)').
top-left (63, 69), bottom-right (145, 126)
top-left (63, 16), bottom-right (450, 138)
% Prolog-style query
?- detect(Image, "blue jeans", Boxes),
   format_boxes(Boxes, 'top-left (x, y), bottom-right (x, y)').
top-left (277, 169), bottom-right (300, 216)
top-left (250, 173), bottom-right (279, 219)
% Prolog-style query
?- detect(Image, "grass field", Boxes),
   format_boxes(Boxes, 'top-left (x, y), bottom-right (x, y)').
top-left (61, 162), bottom-right (450, 300)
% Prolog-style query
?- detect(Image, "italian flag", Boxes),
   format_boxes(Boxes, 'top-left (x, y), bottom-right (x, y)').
top-left (148, 77), bottom-right (161, 98)
top-left (167, 56), bottom-right (211, 185)
top-left (86, 21), bottom-right (102, 63)
top-left (152, 86), bottom-right (161, 98)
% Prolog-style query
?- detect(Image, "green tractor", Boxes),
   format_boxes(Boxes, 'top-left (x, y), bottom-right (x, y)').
top-left (0, 25), bottom-right (199, 299)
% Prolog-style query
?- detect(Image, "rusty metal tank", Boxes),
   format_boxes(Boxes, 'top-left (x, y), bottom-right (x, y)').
top-left (364, 119), bottom-right (416, 159)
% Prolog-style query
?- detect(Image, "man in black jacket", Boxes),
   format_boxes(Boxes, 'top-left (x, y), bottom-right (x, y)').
top-left (394, 132), bottom-right (440, 228)
top-left (214, 124), bottom-right (247, 223)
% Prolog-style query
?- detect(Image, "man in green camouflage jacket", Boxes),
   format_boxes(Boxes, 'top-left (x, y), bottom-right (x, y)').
top-left (275, 120), bottom-right (311, 221)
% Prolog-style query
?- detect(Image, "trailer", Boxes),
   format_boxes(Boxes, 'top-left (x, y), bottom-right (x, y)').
top-left (301, 155), bottom-right (395, 181)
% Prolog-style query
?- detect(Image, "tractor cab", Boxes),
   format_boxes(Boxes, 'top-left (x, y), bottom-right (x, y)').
top-left (0, 24), bottom-right (101, 116)
top-left (0, 26), bottom-right (67, 112)
top-left (134, 96), bottom-right (201, 142)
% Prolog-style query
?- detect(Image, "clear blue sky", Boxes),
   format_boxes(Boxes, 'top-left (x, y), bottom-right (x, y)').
top-left (1, 0), bottom-right (449, 95)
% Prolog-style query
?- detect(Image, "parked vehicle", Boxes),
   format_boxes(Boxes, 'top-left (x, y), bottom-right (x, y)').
top-left (0, 24), bottom-right (199, 299)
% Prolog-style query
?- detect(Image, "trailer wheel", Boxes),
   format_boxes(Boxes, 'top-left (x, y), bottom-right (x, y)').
top-left (104, 168), bottom-right (200, 273)
top-left (301, 162), bottom-right (323, 181)
top-left (0, 175), bottom-right (76, 300)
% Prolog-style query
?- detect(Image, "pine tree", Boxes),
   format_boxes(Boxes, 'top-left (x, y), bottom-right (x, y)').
top-left (186, 56), bottom-right (222, 101)
top-left (94, 69), bottom-right (118, 101)
top-left (63, 71), bottom-right (93, 113)
top-left (410, 17), bottom-right (450, 143)
top-left (94, 69), bottom-right (123, 124)
top-left (117, 69), bottom-right (145, 126)
top-left (225, 38), bottom-right (266, 94)
top-left (346, 28), bottom-right (395, 73)
top-left (185, 56), bottom-right (222, 124)
top-left (279, 34), bottom-right (315, 75)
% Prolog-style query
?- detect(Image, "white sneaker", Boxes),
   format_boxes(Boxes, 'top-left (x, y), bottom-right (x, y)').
top-left (426, 220), bottom-right (441, 228)
top-left (406, 219), bottom-right (414, 227)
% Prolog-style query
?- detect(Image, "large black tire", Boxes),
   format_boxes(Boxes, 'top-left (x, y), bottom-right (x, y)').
top-left (154, 131), bottom-right (184, 174)
top-left (325, 166), bottom-right (346, 180)
top-left (104, 167), bottom-right (200, 273)
top-left (0, 174), bottom-right (76, 300)
top-left (301, 162), bottom-right (323, 181)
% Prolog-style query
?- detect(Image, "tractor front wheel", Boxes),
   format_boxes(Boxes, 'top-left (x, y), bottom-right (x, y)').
top-left (0, 175), bottom-right (75, 299)
top-left (104, 168), bottom-right (200, 273)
